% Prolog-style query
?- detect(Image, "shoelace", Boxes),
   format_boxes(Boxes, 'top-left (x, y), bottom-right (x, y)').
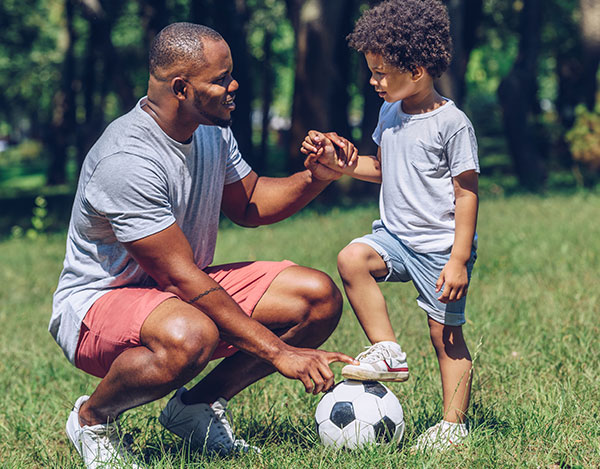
top-left (355, 343), bottom-right (398, 363)
top-left (210, 400), bottom-right (253, 452)
top-left (85, 423), bottom-right (134, 463)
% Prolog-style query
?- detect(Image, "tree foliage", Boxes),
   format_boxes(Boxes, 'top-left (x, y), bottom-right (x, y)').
top-left (0, 0), bottom-right (598, 191)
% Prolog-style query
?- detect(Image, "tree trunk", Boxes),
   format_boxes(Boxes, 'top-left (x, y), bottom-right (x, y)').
top-left (436, 0), bottom-right (483, 106)
top-left (579, 0), bottom-right (600, 110)
top-left (47, 0), bottom-right (77, 185)
top-left (497, 0), bottom-right (547, 190)
top-left (286, 0), bottom-right (353, 171)
top-left (259, 30), bottom-right (274, 173)
top-left (197, 0), bottom-right (255, 167)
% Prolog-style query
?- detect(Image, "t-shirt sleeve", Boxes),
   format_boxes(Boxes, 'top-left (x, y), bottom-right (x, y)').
top-left (372, 102), bottom-right (393, 147)
top-left (445, 124), bottom-right (480, 177)
top-left (222, 128), bottom-right (252, 185)
top-left (84, 153), bottom-right (176, 243)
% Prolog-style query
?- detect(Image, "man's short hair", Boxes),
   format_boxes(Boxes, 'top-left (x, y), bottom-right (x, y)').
top-left (347, 0), bottom-right (452, 78)
top-left (149, 22), bottom-right (224, 80)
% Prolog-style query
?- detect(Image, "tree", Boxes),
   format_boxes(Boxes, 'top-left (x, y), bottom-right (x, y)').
top-left (498, 0), bottom-right (547, 190)
top-left (436, 0), bottom-right (483, 106)
top-left (285, 0), bottom-right (357, 171)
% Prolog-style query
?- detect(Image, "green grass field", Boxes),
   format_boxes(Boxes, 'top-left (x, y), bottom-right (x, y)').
top-left (1, 193), bottom-right (599, 468)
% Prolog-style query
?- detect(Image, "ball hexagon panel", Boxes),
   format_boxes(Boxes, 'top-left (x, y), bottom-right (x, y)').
top-left (317, 419), bottom-right (343, 447)
top-left (329, 401), bottom-right (355, 429)
top-left (352, 392), bottom-right (386, 425)
top-left (340, 420), bottom-right (374, 450)
top-left (380, 391), bottom-right (404, 424)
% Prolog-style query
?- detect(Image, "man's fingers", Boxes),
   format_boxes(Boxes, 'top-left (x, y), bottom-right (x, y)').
top-left (327, 352), bottom-right (359, 366)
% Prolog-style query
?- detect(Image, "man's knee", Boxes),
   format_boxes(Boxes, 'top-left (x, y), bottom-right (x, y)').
top-left (293, 267), bottom-right (343, 324)
top-left (142, 301), bottom-right (219, 382)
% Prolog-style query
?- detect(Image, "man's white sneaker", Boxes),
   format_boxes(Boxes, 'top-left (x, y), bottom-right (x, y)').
top-left (159, 387), bottom-right (260, 455)
top-left (341, 341), bottom-right (409, 382)
top-left (65, 396), bottom-right (140, 468)
top-left (412, 420), bottom-right (468, 452)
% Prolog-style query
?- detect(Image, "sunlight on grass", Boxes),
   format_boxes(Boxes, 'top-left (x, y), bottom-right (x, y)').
top-left (0, 194), bottom-right (599, 468)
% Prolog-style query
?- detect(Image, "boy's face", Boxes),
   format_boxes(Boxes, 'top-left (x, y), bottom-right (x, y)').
top-left (365, 52), bottom-right (418, 103)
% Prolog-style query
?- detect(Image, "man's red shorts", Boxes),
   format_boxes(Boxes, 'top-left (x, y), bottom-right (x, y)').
top-left (75, 260), bottom-right (295, 378)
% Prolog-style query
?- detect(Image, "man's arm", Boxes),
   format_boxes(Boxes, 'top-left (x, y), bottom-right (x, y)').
top-left (221, 166), bottom-right (338, 227)
top-left (124, 223), bottom-right (356, 392)
top-left (436, 170), bottom-right (479, 303)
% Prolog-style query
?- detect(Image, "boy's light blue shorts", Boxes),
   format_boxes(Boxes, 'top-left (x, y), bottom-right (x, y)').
top-left (350, 220), bottom-right (477, 326)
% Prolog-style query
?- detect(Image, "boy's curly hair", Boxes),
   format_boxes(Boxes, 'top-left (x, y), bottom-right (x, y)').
top-left (347, 0), bottom-right (452, 78)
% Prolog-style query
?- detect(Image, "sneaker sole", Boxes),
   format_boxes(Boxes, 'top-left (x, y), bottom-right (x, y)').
top-left (341, 367), bottom-right (409, 382)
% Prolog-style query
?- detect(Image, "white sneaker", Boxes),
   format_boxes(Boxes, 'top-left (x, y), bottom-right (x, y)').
top-left (341, 341), bottom-right (409, 382)
top-left (159, 387), bottom-right (260, 455)
top-left (412, 420), bottom-right (468, 452)
top-left (66, 396), bottom-right (140, 468)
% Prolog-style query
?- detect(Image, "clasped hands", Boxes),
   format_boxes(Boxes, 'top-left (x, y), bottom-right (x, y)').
top-left (301, 130), bottom-right (358, 180)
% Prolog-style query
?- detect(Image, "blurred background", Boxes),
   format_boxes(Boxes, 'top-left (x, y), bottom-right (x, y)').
top-left (1, 0), bottom-right (599, 236)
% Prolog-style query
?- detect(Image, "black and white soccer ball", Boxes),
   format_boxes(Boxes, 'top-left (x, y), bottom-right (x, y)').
top-left (315, 380), bottom-right (404, 449)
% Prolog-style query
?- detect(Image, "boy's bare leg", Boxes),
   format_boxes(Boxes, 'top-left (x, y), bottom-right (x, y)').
top-left (428, 317), bottom-right (472, 423)
top-left (337, 242), bottom-right (396, 344)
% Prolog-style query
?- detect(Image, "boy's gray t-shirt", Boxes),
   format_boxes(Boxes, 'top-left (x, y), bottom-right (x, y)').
top-left (372, 99), bottom-right (480, 254)
top-left (50, 98), bottom-right (252, 363)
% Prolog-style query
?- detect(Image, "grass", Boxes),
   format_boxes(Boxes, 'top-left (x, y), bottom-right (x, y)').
top-left (0, 192), bottom-right (599, 468)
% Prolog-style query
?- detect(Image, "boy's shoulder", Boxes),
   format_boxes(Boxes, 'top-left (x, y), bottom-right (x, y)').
top-left (379, 99), bottom-right (474, 136)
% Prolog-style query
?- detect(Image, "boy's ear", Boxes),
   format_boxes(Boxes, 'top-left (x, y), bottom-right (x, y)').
top-left (411, 66), bottom-right (427, 82)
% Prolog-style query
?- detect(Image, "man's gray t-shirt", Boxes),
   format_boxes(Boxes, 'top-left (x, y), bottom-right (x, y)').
top-left (50, 98), bottom-right (252, 363)
top-left (372, 99), bottom-right (480, 254)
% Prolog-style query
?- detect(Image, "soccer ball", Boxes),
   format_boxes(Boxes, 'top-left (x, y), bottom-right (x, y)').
top-left (315, 380), bottom-right (404, 449)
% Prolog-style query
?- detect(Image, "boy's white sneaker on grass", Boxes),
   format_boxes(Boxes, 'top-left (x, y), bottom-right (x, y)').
top-left (412, 420), bottom-right (468, 452)
top-left (159, 387), bottom-right (260, 455)
top-left (66, 395), bottom-right (140, 468)
top-left (341, 341), bottom-right (409, 382)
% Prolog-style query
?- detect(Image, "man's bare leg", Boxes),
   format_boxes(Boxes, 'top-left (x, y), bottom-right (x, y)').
top-left (77, 299), bottom-right (219, 426)
top-left (183, 265), bottom-right (343, 403)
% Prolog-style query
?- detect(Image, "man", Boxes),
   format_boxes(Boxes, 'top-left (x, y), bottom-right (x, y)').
top-left (50, 22), bottom-right (357, 468)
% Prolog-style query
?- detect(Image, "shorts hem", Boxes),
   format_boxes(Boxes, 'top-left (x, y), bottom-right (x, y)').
top-left (417, 299), bottom-right (466, 326)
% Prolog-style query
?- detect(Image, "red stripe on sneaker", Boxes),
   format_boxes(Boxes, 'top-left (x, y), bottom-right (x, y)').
top-left (384, 360), bottom-right (409, 372)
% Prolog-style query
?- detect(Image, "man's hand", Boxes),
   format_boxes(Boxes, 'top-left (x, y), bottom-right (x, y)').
top-left (304, 151), bottom-right (344, 181)
top-left (272, 346), bottom-right (358, 394)
top-left (301, 130), bottom-right (358, 172)
top-left (436, 258), bottom-right (469, 304)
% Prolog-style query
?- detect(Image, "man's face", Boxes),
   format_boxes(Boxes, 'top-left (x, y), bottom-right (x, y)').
top-left (365, 52), bottom-right (416, 103)
top-left (188, 39), bottom-right (238, 127)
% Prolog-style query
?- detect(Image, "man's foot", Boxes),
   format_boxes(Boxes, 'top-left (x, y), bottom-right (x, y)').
top-left (66, 395), bottom-right (140, 468)
top-left (412, 420), bottom-right (468, 452)
top-left (341, 341), bottom-right (409, 382)
top-left (159, 387), bottom-right (260, 455)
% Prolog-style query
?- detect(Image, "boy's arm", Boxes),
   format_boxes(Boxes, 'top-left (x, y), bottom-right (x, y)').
top-left (301, 131), bottom-right (382, 183)
top-left (436, 170), bottom-right (479, 304)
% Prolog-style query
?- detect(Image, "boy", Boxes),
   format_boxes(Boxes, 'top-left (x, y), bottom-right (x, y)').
top-left (301, 0), bottom-right (479, 450)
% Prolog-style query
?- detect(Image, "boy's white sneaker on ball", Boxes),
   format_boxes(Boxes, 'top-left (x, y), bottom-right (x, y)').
top-left (65, 395), bottom-right (141, 468)
top-left (341, 341), bottom-right (409, 382)
top-left (159, 387), bottom-right (260, 455)
top-left (412, 420), bottom-right (468, 452)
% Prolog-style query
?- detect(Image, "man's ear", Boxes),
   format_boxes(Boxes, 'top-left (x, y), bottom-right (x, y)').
top-left (411, 66), bottom-right (427, 82)
top-left (171, 77), bottom-right (188, 99)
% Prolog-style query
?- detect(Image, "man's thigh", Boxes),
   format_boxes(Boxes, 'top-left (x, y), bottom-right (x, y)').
top-left (75, 260), bottom-right (296, 377)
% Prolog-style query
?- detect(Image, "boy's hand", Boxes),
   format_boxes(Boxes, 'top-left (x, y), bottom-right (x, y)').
top-left (300, 130), bottom-right (358, 170)
top-left (436, 259), bottom-right (469, 303)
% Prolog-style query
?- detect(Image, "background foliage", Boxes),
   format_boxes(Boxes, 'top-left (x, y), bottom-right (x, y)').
top-left (1, 0), bottom-right (599, 219)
